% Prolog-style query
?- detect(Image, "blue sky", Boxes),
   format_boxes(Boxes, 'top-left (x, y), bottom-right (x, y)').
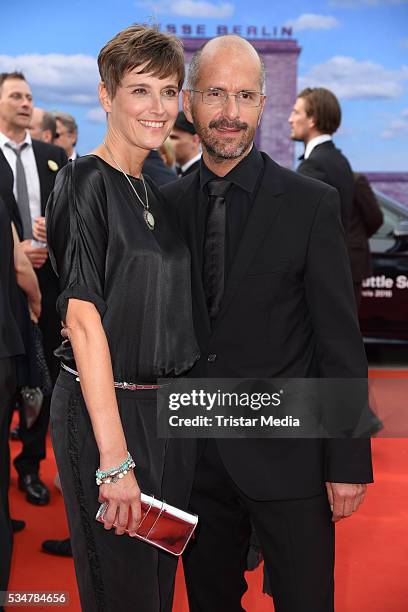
top-left (1, 0), bottom-right (407, 170)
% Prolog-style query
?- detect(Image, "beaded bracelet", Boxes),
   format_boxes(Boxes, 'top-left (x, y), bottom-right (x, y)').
top-left (96, 452), bottom-right (136, 485)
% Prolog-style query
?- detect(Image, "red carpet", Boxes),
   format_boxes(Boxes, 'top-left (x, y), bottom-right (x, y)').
top-left (7, 372), bottom-right (408, 611)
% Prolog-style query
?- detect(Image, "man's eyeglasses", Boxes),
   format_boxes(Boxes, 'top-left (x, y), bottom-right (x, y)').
top-left (191, 88), bottom-right (264, 108)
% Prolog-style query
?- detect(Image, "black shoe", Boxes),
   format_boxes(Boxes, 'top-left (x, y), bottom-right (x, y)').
top-left (368, 414), bottom-right (384, 437)
top-left (42, 538), bottom-right (72, 557)
top-left (10, 426), bottom-right (20, 441)
top-left (18, 474), bottom-right (50, 505)
top-left (11, 519), bottom-right (26, 533)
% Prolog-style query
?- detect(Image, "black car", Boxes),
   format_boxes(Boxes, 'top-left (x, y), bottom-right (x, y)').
top-left (359, 191), bottom-right (408, 343)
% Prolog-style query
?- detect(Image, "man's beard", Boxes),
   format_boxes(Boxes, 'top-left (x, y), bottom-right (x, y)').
top-left (191, 112), bottom-right (256, 163)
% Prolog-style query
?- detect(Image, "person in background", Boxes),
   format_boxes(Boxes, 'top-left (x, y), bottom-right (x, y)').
top-left (170, 110), bottom-right (201, 177)
top-left (159, 137), bottom-right (175, 168)
top-left (0, 71), bottom-right (67, 506)
top-left (143, 147), bottom-right (177, 185)
top-left (0, 196), bottom-right (26, 602)
top-left (289, 88), bottom-right (383, 439)
top-left (289, 87), bottom-right (354, 233)
top-left (348, 173), bottom-right (383, 308)
top-left (11, 105), bottom-right (56, 447)
top-left (52, 111), bottom-right (79, 161)
top-left (29, 108), bottom-right (57, 144)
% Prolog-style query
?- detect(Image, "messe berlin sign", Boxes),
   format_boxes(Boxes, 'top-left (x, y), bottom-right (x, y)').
top-left (157, 24), bottom-right (293, 38)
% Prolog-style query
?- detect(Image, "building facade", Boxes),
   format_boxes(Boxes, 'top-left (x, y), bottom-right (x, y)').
top-left (182, 36), bottom-right (407, 208)
top-left (365, 173), bottom-right (408, 209)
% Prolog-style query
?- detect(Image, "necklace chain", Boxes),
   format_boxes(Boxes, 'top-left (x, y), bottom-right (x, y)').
top-left (103, 141), bottom-right (155, 230)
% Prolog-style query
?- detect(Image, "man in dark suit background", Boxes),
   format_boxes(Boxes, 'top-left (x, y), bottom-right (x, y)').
top-left (288, 87), bottom-right (354, 232)
top-left (162, 36), bottom-right (373, 612)
top-left (288, 87), bottom-right (383, 438)
top-left (170, 110), bottom-right (201, 177)
top-left (142, 149), bottom-right (177, 185)
top-left (0, 72), bottom-right (67, 506)
top-left (348, 173), bottom-right (383, 308)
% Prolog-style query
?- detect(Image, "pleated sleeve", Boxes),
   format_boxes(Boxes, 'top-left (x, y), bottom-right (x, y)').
top-left (46, 160), bottom-right (108, 322)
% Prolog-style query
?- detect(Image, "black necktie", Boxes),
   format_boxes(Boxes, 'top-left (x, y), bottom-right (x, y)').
top-left (203, 179), bottom-right (232, 322)
top-left (6, 142), bottom-right (32, 239)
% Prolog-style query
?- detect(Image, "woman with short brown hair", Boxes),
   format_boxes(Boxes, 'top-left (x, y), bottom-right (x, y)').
top-left (46, 25), bottom-right (199, 611)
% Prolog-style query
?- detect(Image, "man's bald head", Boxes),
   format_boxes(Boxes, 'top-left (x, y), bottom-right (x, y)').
top-left (187, 35), bottom-right (265, 93)
top-left (29, 107), bottom-right (45, 140)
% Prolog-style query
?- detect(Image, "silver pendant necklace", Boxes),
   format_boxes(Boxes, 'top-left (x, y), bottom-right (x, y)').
top-left (103, 141), bottom-right (155, 230)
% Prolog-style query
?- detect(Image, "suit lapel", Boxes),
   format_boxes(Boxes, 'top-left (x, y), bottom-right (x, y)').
top-left (213, 155), bottom-right (285, 330)
top-left (0, 148), bottom-right (14, 187)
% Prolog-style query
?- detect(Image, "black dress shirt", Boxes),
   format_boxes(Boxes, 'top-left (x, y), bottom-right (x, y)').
top-left (199, 145), bottom-right (264, 279)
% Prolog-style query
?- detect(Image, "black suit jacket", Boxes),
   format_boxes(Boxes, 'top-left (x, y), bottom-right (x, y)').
top-left (142, 150), bottom-right (177, 186)
top-left (0, 197), bottom-right (25, 358)
top-left (181, 159), bottom-right (200, 177)
top-left (0, 139), bottom-right (67, 380)
top-left (0, 138), bottom-right (67, 292)
top-left (0, 139), bottom-right (67, 234)
top-left (297, 141), bottom-right (354, 233)
top-left (161, 152), bottom-right (373, 500)
top-left (348, 174), bottom-right (383, 281)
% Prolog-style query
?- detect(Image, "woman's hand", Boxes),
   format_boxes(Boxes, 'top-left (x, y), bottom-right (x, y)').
top-left (33, 216), bottom-right (47, 243)
top-left (98, 470), bottom-right (142, 536)
top-left (21, 240), bottom-right (48, 268)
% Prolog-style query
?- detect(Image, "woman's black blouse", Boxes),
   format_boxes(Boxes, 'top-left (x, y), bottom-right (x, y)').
top-left (46, 155), bottom-right (199, 381)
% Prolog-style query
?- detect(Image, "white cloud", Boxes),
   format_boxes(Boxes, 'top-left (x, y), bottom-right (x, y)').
top-left (138, 0), bottom-right (234, 18)
top-left (86, 107), bottom-right (106, 123)
top-left (299, 56), bottom-right (408, 99)
top-left (336, 125), bottom-right (361, 138)
top-left (286, 14), bottom-right (340, 32)
top-left (330, 0), bottom-right (408, 7)
top-left (381, 108), bottom-right (408, 139)
top-left (0, 54), bottom-right (99, 106)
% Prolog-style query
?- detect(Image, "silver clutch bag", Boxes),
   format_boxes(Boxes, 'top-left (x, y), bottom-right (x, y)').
top-left (96, 493), bottom-right (198, 556)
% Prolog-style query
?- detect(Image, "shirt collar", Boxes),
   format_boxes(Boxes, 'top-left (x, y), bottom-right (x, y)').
top-left (304, 134), bottom-right (332, 160)
top-left (0, 129), bottom-right (32, 149)
top-left (200, 144), bottom-right (263, 193)
top-left (181, 153), bottom-right (201, 174)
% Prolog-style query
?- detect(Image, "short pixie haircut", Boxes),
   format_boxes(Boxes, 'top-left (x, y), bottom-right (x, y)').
top-left (298, 87), bottom-right (341, 135)
top-left (98, 24), bottom-right (185, 99)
